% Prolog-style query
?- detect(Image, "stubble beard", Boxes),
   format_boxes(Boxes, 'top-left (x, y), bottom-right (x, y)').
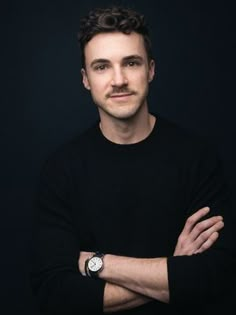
top-left (94, 85), bottom-right (149, 121)
top-left (97, 96), bottom-right (148, 122)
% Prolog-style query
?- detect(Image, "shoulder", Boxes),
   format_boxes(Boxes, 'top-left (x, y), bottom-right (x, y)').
top-left (155, 115), bottom-right (221, 168)
top-left (157, 116), bottom-right (202, 145)
top-left (157, 115), bottom-right (214, 153)
top-left (40, 121), bottom-right (99, 174)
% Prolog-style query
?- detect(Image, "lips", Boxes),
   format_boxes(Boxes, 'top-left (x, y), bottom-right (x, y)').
top-left (110, 93), bottom-right (133, 98)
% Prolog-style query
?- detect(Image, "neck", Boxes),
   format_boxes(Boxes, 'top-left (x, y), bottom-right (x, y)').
top-left (99, 111), bottom-right (156, 145)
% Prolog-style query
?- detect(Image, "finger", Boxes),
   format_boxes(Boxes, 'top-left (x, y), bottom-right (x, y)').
top-left (194, 231), bottom-right (220, 254)
top-left (193, 220), bottom-right (224, 250)
top-left (190, 216), bottom-right (223, 241)
top-left (180, 220), bottom-right (224, 256)
top-left (182, 207), bottom-right (210, 235)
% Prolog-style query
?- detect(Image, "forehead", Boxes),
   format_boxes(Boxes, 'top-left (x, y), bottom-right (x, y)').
top-left (84, 32), bottom-right (147, 63)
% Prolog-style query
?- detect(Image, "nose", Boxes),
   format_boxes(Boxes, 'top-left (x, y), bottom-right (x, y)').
top-left (111, 67), bottom-right (128, 87)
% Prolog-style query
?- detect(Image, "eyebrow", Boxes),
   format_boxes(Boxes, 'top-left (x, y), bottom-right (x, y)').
top-left (123, 55), bottom-right (144, 62)
top-left (90, 55), bottom-right (144, 68)
top-left (90, 59), bottom-right (109, 68)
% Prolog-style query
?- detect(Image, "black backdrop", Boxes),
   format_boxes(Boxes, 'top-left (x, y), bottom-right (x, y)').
top-left (1, 0), bottom-right (235, 314)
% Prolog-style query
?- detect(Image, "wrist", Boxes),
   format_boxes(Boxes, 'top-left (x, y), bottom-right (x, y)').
top-left (78, 251), bottom-right (94, 276)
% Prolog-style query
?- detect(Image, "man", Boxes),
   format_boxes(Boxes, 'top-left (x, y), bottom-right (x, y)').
top-left (30, 6), bottom-right (234, 314)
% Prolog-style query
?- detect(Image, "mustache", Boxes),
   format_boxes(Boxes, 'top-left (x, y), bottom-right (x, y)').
top-left (106, 87), bottom-right (136, 98)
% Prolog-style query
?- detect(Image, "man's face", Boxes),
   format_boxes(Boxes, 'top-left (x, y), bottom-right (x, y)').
top-left (81, 32), bottom-right (155, 121)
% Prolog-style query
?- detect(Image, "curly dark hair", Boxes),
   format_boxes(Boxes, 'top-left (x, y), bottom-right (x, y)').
top-left (78, 6), bottom-right (153, 68)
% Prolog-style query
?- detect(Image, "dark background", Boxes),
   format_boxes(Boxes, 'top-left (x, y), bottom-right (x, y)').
top-left (1, 0), bottom-right (235, 314)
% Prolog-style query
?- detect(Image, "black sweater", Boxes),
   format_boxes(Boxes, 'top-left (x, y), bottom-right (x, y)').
top-left (30, 115), bottom-right (235, 314)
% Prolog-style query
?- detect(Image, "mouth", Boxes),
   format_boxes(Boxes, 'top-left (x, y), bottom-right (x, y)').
top-left (109, 93), bottom-right (134, 99)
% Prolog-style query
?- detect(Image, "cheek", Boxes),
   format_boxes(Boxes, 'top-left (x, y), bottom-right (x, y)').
top-left (89, 82), bottom-right (107, 101)
top-left (92, 80), bottom-right (112, 97)
top-left (130, 70), bottom-right (149, 81)
top-left (89, 80), bottom-right (102, 92)
top-left (89, 75), bottom-right (110, 92)
top-left (133, 74), bottom-right (149, 87)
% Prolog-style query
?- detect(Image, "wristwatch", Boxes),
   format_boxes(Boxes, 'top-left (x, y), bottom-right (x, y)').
top-left (85, 252), bottom-right (104, 279)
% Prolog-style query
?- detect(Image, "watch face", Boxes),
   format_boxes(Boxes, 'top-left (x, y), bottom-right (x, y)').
top-left (88, 256), bottom-right (103, 272)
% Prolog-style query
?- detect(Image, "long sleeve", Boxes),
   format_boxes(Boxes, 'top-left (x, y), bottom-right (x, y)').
top-left (30, 117), bottom-right (236, 314)
top-left (167, 141), bottom-right (235, 306)
top-left (30, 149), bottom-right (105, 314)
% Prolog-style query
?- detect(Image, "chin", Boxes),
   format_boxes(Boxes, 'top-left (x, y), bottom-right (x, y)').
top-left (98, 102), bottom-right (143, 121)
top-left (108, 107), bottom-right (141, 121)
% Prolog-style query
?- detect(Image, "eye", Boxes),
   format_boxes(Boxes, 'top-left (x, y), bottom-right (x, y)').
top-left (125, 61), bottom-right (141, 67)
top-left (127, 61), bottom-right (135, 67)
top-left (94, 64), bottom-right (109, 71)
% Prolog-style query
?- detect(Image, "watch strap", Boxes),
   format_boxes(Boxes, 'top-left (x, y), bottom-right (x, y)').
top-left (84, 257), bottom-right (91, 277)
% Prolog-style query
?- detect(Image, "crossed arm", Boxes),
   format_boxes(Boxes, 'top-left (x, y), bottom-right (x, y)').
top-left (78, 207), bottom-right (224, 313)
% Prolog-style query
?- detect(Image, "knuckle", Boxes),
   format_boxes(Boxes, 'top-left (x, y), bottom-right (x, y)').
top-left (177, 235), bottom-right (184, 244)
top-left (198, 234), bottom-right (206, 243)
top-left (186, 216), bottom-right (194, 225)
top-left (195, 221), bottom-right (205, 231)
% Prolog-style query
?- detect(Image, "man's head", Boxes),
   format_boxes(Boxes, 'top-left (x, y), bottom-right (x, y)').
top-left (78, 6), bottom-right (155, 122)
top-left (78, 6), bottom-right (153, 68)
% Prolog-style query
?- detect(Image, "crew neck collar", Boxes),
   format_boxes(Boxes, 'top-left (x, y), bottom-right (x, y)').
top-left (95, 113), bottom-right (159, 150)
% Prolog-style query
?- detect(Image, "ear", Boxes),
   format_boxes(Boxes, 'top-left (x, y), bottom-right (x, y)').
top-left (81, 68), bottom-right (91, 90)
top-left (148, 59), bottom-right (155, 83)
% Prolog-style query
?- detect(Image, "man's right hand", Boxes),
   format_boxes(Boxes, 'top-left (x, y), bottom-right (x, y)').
top-left (174, 206), bottom-right (224, 256)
